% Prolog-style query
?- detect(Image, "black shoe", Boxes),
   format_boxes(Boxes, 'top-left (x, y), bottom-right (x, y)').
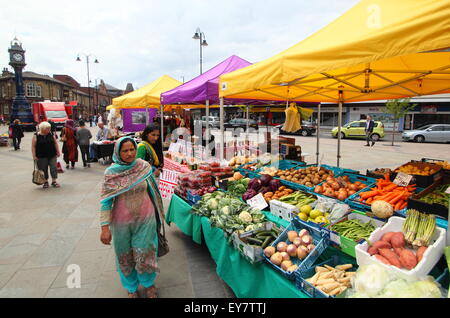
top-left (83, 164), bottom-right (87, 167)
top-left (371, 142), bottom-right (375, 147)
top-left (90, 159), bottom-right (98, 162)
top-left (364, 144), bottom-right (370, 147)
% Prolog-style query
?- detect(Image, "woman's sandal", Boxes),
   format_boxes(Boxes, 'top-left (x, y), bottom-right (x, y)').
top-left (127, 291), bottom-right (139, 298)
top-left (51, 182), bottom-right (60, 188)
top-left (43, 182), bottom-right (49, 189)
top-left (145, 286), bottom-right (158, 298)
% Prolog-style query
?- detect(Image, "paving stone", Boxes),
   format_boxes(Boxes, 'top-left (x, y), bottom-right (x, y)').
top-left (45, 283), bottom-right (98, 298)
top-left (0, 243), bottom-right (39, 265)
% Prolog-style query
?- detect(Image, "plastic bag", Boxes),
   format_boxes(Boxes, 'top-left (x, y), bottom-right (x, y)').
top-left (311, 196), bottom-right (337, 213)
top-left (329, 203), bottom-right (351, 223)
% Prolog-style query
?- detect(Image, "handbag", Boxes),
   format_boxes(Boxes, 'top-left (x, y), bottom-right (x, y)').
top-left (32, 161), bottom-right (46, 185)
top-left (155, 211), bottom-right (169, 257)
top-left (60, 128), bottom-right (67, 142)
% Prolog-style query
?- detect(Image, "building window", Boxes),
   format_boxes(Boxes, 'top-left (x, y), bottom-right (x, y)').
top-left (4, 105), bottom-right (9, 114)
top-left (26, 83), bottom-right (42, 97)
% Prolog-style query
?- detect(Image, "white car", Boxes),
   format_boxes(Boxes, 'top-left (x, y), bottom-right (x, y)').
top-left (402, 124), bottom-right (450, 143)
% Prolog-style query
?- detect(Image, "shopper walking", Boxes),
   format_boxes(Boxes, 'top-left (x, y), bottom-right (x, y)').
top-left (136, 124), bottom-right (164, 178)
top-left (365, 115), bottom-right (375, 147)
top-left (60, 119), bottom-right (79, 169)
top-left (31, 121), bottom-right (61, 188)
top-left (10, 119), bottom-right (24, 150)
top-left (100, 137), bottom-right (165, 298)
top-left (76, 120), bottom-right (92, 168)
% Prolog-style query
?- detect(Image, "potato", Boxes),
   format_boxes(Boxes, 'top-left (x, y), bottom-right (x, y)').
top-left (390, 232), bottom-right (405, 248)
top-left (372, 241), bottom-right (392, 250)
top-left (379, 249), bottom-right (402, 268)
top-left (399, 249), bottom-right (417, 270)
top-left (416, 246), bottom-right (427, 262)
top-left (374, 254), bottom-right (391, 265)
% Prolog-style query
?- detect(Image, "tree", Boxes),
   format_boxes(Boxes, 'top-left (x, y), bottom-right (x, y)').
top-left (384, 98), bottom-right (418, 146)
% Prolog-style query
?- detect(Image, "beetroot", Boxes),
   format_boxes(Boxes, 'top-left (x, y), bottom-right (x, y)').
top-left (243, 189), bottom-right (257, 200)
top-left (269, 179), bottom-right (282, 192)
top-left (260, 174), bottom-right (273, 186)
top-left (248, 179), bottom-right (261, 191)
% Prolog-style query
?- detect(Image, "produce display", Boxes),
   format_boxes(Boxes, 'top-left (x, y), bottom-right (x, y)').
top-left (264, 228), bottom-right (318, 273)
top-left (367, 168), bottom-right (392, 176)
top-left (313, 175), bottom-right (368, 201)
top-left (227, 175), bottom-right (251, 198)
top-left (175, 170), bottom-right (213, 198)
top-left (395, 162), bottom-right (440, 176)
top-left (330, 219), bottom-right (376, 242)
top-left (242, 175), bottom-right (284, 201)
top-left (431, 160), bottom-right (450, 170)
top-left (278, 192), bottom-right (317, 210)
top-left (191, 191), bottom-right (267, 233)
top-left (356, 175), bottom-right (417, 214)
top-left (304, 264), bottom-right (355, 296)
top-left (199, 161), bottom-right (234, 177)
top-left (418, 184), bottom-right (450, 208)
top-left (188, 186), bottom-right (218, 197)
top-left (236, 227), bottom-right (282, 250)
top-left (276, 166), bottom-right (335, 188)
top-left (259, 166), bottom-right (278, 177)
top-left (263, 186), bottom-right (295, 203)
top-left (347, 263), bottom-right (442, 298)
top-left (366, 210), bottom-right (436, 271)
top-left (228, 155), bottom-right (257, 169)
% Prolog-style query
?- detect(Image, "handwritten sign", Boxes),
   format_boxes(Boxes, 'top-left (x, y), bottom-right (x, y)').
top-left (246, 193), bottom-right (268, 211)
top-left (393, 172), bottom-right (413, 187)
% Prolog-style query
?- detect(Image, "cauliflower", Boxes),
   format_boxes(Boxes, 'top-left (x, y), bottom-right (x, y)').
top-left (238, 211), bottom-right (253, 223)
top-left (221, 206), bottom-right (231, 215)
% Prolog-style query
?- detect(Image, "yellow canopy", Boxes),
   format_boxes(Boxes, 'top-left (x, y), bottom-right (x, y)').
top-left (219, 0), bottom-right (450, 103)
top-left (112, 75), bottom-right (182, 108)
top-left (106, 105), bottom-right (114, 111)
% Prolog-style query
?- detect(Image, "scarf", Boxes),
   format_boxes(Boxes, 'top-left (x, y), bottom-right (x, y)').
top-left (139, 140), bottom-right (160, 167)
top-left (100, 137), bottom-right (164, 215)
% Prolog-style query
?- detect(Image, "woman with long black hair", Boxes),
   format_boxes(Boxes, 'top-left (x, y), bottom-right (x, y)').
top-left (136, 124), bottom-right (164, 178)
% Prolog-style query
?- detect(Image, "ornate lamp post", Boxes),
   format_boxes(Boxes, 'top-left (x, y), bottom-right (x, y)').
top-left (192, 28), bottom-right (208, 75)
top-left (76, 53), bottom-right (99, 117)
top-left (8, 37), bottom-right (33, 129)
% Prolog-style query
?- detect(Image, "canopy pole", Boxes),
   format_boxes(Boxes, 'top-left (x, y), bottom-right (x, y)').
top-left (337, 88), bottom-right (344, 168)
top-left (205, 99), bottom-right (210, 156)
top-left (246, 105), bottom-right (249, 156)
top-left (146, 105), bottom-right (149, 126)
top-left (160, 104), bottom-right (164, 150)
top-left (316, 103), bottom-right (321, 165)
top-left (220, 97), bottom-right (224, 161)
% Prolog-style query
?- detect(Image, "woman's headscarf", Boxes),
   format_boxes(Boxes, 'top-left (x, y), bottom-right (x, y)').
top-left (100, 137), bottom-right (163, 214)
top-left (65, 119), bottom-right (77, 132)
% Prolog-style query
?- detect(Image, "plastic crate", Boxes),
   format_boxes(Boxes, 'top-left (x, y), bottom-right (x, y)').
top-left (391, 161), bottom-right (443, 188)
top-left (314, 173), bottom-right (377, 201)
top-left (187, 191), bottom-right (202, 205)
top-left (295, 255), bottom-right (358, 298)
top-left (347, 185), bottom-right (425, 214)
top-left (254, 159), bottom-right (305, 175)
top-left (263, 218), bottom-right (329, 280)
top-left (355, 216), bottom-right (447, 281)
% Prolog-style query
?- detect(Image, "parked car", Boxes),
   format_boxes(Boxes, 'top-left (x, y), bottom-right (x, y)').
top-left (194, 116), bottom-right (220, 128)
top-left (276, 121), bottom-right (317, 136)
top-left (331, 120), bottom-right (385, 141)
top-left (402, 124), bottom-right (450, 143)
top-left (224, 118), bottom-right (258, 131)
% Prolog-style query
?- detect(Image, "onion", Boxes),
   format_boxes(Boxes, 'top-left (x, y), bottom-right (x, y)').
top-left (270, 252), bottom-right (283, 266)
top-left (293, 237), bottom-right (302, 247)
top-left (337, 193), bottom-right (347, 201)
top-left (349, 184), bottom-right (358, 191)
top-left (277, 242), bottom-right (288, 252)
top-left (286, 244), bottom-right (298, 257)
top-left (298, 229), bottom-right (310, 238)
top-left (301, 235), bottom-right (313, 246)
top-left (280, 252), bottom-right (290, 261)
top-left (297, 247), bottom-right (307, 260)
top-left (264, 246), bottom-right (276, 258)
top-left (281, 260), bottom-right (293, 271)
top-left (287, 264), bottom-right (299, 273)
top-left (314, 185), bottom-right (323, 193)
top-left (348, 190), bottom-right (356, 196)
top-left (307, 244), bottom-right (316, 252)
top-left (287, 231), bottom-right (298, 242)
top-left (331, 182), bottom-right (340, 190)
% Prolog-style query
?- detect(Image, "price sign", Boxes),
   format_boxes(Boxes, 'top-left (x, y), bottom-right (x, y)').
top-left (393, 172), bottom-right (413, 187)
top-left (446, 186), bottom-right (450, 194)
top-left (246, 193), bottom-right (268, 211)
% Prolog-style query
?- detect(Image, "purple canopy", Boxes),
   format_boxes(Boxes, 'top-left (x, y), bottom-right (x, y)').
top-left (160, 55), bottom-right (252, 105)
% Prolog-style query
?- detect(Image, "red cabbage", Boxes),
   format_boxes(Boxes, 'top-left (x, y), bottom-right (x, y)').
top-left (260, 174), bottom-right (273, 186)
top-left (269, 179), bottom-right (282, 192)
top-left (248, 178), bottom-right (261, 191)
top-left (259, 186), bottom-right (271, 194)
top-left (242, 189), bottom-right (257, 201)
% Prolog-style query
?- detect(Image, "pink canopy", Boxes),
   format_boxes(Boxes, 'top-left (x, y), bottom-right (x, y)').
top-left (160, 55), bottom-right (252, 105)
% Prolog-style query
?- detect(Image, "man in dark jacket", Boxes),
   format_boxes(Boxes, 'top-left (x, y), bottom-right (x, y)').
top-left (365, 115), bottom-right (375, 147)
top-left (10, 119), bottom-right (24, 150)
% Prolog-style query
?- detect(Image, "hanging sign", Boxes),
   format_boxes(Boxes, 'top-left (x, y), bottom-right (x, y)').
top-left (393, 172), bottom-right (413, 187)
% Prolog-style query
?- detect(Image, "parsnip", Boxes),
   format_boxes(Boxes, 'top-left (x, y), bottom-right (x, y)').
top-left (316, 278), bottom-right (335, 286)
top-left (322, 282), bottom-right (340, 293)
top-left (315, 266), bottom-right (329, 273)
top-left (344, 272), bottom-right (356, 276)
top-left (319, 271), bottom-right (334, 280)
top-left (336, 264), bottom-right (353, 271)
top-left (338, 277), bottom-right (351, 284)
top-left (328, 286), bottom-right (342, 296)
top-left (310, 272), bottom-right (320, 286)
top-left (324, 265), bottom-right (335, 271)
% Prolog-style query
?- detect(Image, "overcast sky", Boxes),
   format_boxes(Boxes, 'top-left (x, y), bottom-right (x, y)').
top-left (0, 0), bottom-right (359, 90)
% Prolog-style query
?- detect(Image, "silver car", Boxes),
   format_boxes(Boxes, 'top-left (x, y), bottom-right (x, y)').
top-left (402, 124), bottom-right (450, 143)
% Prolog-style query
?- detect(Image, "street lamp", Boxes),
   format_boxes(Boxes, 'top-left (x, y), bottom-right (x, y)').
top-left (76, 53), bottom-right (99, 117)
top-left (192, 28), bottom-right (208, 74)
top-left (93, 77), bottom-right (103, 115)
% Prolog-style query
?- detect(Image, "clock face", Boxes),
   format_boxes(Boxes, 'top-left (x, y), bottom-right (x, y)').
top-left (13, 53), bottom-right (23, 62)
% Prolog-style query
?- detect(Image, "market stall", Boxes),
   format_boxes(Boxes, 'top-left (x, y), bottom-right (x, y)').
top-left (164, 155), bottom-right (449, 298)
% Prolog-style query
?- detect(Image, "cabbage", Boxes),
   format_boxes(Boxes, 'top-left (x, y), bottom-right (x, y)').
top-left (353, 264), bottom-right (393, 297)
top-left (378, 279), bottom-right (410, 298)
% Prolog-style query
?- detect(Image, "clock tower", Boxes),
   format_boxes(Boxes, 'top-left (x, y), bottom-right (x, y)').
top-left (8, 37), bottom-right (33, 128)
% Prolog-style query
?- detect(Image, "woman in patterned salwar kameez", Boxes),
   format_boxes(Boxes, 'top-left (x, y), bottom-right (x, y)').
top-left (99, 137), bottom-right (165, 298)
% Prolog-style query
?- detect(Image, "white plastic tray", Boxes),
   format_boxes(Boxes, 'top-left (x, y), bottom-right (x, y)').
top-left (355, 216), bottom-right (446, 281)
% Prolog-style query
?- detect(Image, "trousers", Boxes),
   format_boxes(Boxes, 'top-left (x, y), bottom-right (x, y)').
top-left (36, 156), bottom-right (58, 180)
top-left (79, 145), bottom-right (90, 165)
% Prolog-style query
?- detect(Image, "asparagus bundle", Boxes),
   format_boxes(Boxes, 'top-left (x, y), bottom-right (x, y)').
top-left (402, 209), bottom-right (436, 248)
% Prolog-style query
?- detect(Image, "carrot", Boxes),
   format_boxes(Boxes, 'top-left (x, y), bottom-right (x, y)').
top-left (399, 201), bottom-right (407, 210)
top-left (394, 200), bottom-right (404, 211)
top-left (360, 191), bottom-right (379, 200)
top-left (366, 197), bottom-right (374, 204)
top-left (389, 192), bottom-right (405, 205)
top-left (383, 184), bottom-right (398, 192)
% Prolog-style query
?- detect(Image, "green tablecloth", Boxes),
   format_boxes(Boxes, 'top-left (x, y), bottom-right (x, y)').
top-left (166, 194), bottom-right (308, 298)
top-left (166, 194), bottom-right (203, 244)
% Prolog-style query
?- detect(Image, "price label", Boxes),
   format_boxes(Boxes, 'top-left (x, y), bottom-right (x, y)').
top-left (246, 193), bottom-right (268, 211)
top-left (168, 143), bottom-right (180, 153)
top-left (445, 186), bottom-right (450, 194)
top-left (330, 231), bottom-right (341, 245)
top-left (393, 172), bottom-right (413, 187)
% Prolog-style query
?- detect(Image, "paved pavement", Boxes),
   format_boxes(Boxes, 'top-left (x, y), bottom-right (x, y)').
top-left (0, 124), bottom-right (448, 298)
top-left (0, 125), bottom-right (234, 298)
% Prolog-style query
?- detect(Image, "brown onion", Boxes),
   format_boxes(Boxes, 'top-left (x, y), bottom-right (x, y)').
top-left (270, 252), bottom-right (283, 266)
top-left (264, 246), bottom-right (276, 258)
top-left (286, 244), bottom-right (298, 257)
top-left (277, 242), bottom-right (288, 252)
top-left (280, 252), bottom-right (290, 261)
